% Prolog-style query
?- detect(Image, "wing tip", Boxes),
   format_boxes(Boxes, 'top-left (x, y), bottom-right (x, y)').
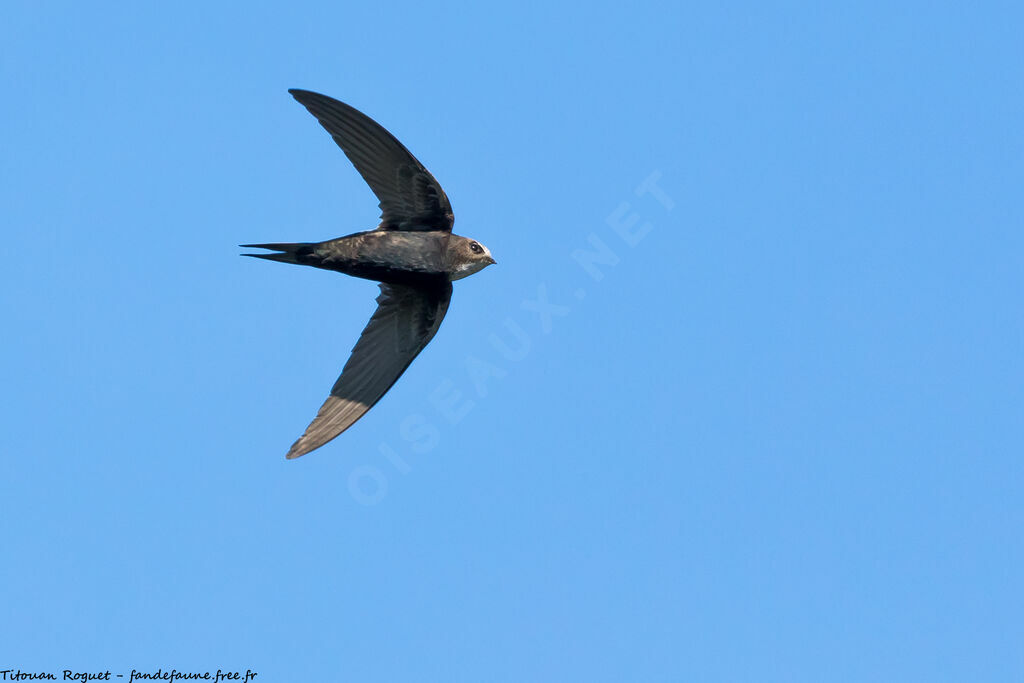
top-left (285, 435), bottom-right (314, 460)
top-left (288, 88), bottom-right (321, 105)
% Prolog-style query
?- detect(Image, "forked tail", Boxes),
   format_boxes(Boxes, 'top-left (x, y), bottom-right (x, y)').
top-left (240, 242), bottom-right (321, 266)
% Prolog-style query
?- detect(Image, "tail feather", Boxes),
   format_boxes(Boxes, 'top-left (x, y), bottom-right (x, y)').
top-left (240, 242), bottom-right (319, 265)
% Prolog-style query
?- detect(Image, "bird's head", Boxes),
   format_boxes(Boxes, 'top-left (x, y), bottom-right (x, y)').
top-left (449, 235), bottom-right (496, 280)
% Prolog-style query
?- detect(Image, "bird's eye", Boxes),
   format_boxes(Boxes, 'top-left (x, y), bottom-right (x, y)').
top-left (469, 242), bottom-right (483, 254)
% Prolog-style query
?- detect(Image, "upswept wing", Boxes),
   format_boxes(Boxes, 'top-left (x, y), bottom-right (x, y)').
top-left (289, 89), bottom-right (454, 231)
top-left (285, 282), bottom-right (453, 459)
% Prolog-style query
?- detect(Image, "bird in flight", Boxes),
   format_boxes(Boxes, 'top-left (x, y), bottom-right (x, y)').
top-left (243, 89), bottom-right (496, 459)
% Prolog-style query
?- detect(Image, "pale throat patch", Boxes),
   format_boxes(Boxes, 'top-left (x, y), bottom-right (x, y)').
top-left (451, 260), bottom-right (488, 280)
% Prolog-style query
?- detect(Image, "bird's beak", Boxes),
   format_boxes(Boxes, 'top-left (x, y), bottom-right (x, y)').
top-left (486, 256), bottom-right (497, 265)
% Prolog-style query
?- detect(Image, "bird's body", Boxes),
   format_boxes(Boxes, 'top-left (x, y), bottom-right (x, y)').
top-left (247, 230), bottom-right (488, 286)
top-left (243, 90), bottom-right (495, 459)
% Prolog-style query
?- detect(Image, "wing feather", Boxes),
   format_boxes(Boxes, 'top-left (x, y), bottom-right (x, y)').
top-left (285, 282), bottom-right (453, 459)
top-left (289, 89), bottom-right (455, 231)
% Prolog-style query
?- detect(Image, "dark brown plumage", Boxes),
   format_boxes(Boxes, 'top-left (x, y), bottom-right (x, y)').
top-left (243, 90), bottom-right (495, 459)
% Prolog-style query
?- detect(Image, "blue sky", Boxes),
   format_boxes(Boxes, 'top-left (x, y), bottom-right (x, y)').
top-left (2, 1), bottom-right (1022, 681)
